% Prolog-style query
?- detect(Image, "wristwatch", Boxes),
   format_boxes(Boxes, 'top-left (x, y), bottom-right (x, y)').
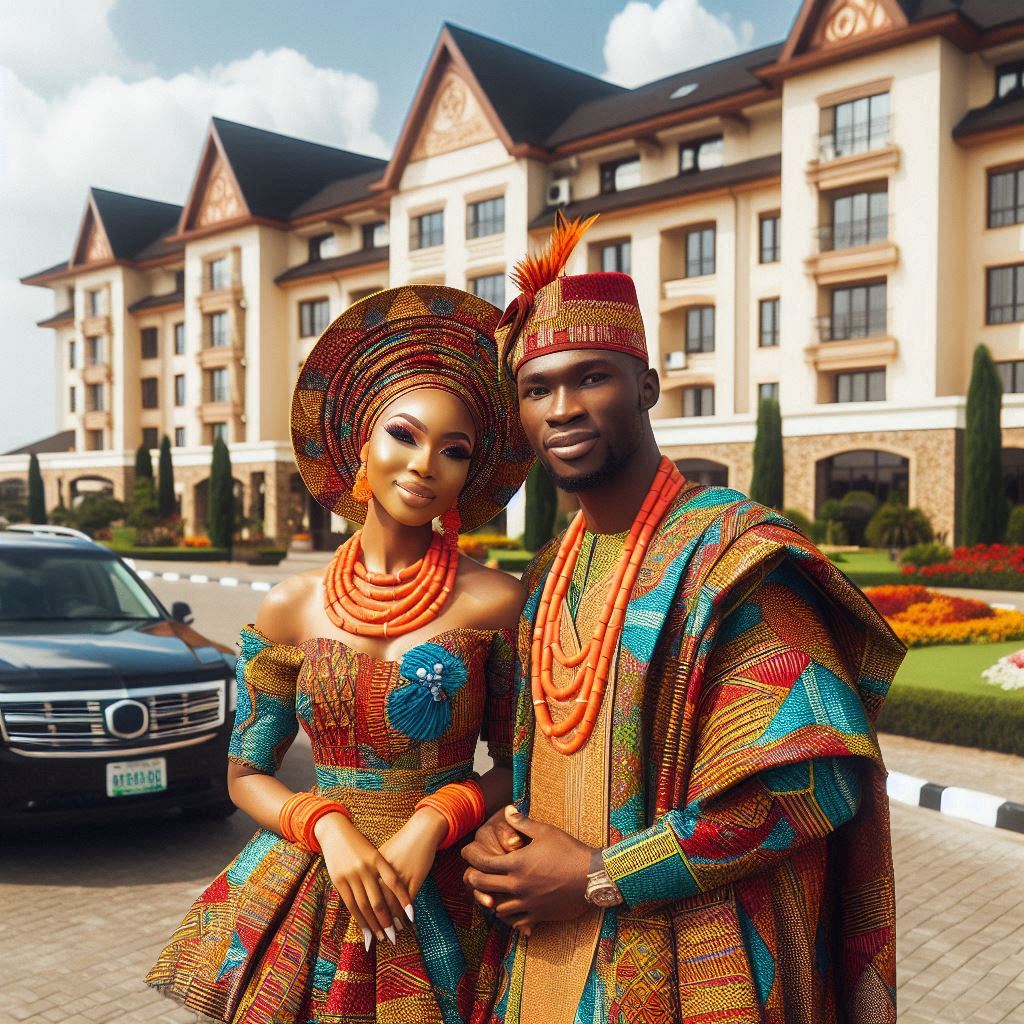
top-left (585, 865), bottom-right (624, 907)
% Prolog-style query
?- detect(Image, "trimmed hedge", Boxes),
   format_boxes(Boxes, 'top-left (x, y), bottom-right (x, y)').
top-left (878, 685), bottom-right (1024, 756)
top-left (898, 570), bottom-right (1024, 591)
top-left (491, 549), bottom-right (534, 572)
top-left (105, 544), bottom-right (229, 561)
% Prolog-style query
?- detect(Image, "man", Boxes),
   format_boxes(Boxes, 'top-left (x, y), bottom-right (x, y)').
top-left (463, 216), bottom-right (904, 1024)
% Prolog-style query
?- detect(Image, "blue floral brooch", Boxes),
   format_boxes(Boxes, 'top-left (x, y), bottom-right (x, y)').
top-left (386, 643), bottom-right (468, 741)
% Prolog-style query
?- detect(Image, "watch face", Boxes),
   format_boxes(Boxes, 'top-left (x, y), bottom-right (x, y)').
top-left (589, 886), bottom-right (622, 906)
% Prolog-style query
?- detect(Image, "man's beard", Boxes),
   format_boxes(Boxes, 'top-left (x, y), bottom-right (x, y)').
top-left (545, 439), bottom-right (634, 493)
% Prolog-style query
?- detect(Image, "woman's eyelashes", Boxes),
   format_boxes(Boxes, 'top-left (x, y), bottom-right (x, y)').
top-left (440, 444), bottom-right (472, 461)
top-left (384, 422), bottom-right (472, 461)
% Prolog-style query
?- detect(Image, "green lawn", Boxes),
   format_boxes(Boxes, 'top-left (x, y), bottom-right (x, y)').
top-left (827, 549), bottom-right (901, 574)
top-left (894, 640), bottom-right (1024, 701)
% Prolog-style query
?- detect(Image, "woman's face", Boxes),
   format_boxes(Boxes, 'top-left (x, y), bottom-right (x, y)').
top-left (364, 387), bottom-right (476, 527)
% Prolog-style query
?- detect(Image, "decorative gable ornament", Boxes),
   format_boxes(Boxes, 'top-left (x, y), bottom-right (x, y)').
top-left (196, 157), bottom-right (245, 228)
top-left (816, 0), bottom-right (894, 47)
top-left (409, 69), bottom-right (495, 161)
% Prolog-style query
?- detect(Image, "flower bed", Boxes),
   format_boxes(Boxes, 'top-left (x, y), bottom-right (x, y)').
top-left (863, 584), bottom-right (1024, 647)
top-left (899, 543), bottom-right (1024, 590)
top-left (981, 650), bottom-right (1024, 691)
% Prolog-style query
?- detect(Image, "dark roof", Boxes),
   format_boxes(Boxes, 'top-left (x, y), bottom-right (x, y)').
top-left (898, 0), bottom-right (1024, 30)
top-left (21, 260), bottom-right (70, 285)
top-left (445, 24), bottom-right (623, 148)
top-left (529, 153), bottom-right (781, 228)
top-left (547, 44), bottom-right (782, 148)
top-left (3, 429), bottom-right (76, 456)
top-left (211, 117), bottom-right (387, 220)
top-left (36, 308), bottom-right (73, 328)
top-left (291, 168), bottom-right (386, 218)
top-left (274, 246), bottom-right (389, 284)
top-left (954, 93), bottom-right (1024, 139)
top-left (128, 288), bottom-right (185, 313)
top-left (89, 188), bottom-right (182, 261)
top-left (133, 232), bottom-right (185, 261)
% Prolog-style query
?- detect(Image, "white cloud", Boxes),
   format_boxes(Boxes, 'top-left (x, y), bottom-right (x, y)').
top-left (0, 40), bottom-right (388, 451)
top-left (603, 0), bottom-right (756, 87)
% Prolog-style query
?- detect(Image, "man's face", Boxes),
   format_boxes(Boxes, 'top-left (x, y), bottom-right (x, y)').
top-left (514, 349), bottom-right (656, 492)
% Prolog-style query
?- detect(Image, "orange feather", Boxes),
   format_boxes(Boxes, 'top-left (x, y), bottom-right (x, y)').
top-left (509, 211), bottom-right (599, 300)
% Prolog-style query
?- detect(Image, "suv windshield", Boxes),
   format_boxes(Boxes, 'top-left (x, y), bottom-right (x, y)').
top-left (0, 549), bottom-right (163, 624)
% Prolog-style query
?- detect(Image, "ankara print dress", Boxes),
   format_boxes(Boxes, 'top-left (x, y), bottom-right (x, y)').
top-left (146, 623), bottom-right (515, 1024)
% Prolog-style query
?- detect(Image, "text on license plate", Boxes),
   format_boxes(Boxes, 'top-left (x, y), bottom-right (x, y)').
top-left (106, 757), bottom-right (167, 797)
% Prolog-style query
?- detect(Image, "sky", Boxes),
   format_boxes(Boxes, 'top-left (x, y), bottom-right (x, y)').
top-left (0, 0), bottom-right (802, 454)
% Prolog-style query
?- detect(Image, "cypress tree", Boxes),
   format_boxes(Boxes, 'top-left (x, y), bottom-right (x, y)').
top-left (749, 396), bottom-right (783, 509)
top-left (134, 441), bottom-right (154, 481)
top-left (523, 462), bottom-right (557, 552)
top-left (157, 435), bottom-right (176, 518)
top-left (962, 344), bottom-right (1005, 545)
top-left (208, 437), bottom-right (235, 556)
top-left (27, 453), bottom-right (46, 523)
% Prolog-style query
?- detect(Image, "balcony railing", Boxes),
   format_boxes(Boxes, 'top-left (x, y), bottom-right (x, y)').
top-left (817, 215), bottom-right (891, 252)
top-left (817, 116), bottom-right (892, 162)
top-left (207, 384), bottom-right (230, 403)
top-left (815, 308), bottom-right (890, 342)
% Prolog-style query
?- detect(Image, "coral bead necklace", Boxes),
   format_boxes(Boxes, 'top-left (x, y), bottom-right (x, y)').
top-left (324, 529), bottom-right (458, 638)
top-left (531, 457), bottom-right (684, 754)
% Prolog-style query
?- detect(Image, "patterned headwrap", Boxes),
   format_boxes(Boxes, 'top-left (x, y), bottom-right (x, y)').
top-left (496, 212), bottom-right (648, 377)
top-left (291, 285), bottom-right (534, 532)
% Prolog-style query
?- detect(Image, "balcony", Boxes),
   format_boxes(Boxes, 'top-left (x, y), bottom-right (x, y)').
top-left (816, 309), bottom-right (890, 343)
top-left (660, 279), bottom-right (717, 313)
top-left (82, 362), bottom-right (111, 385)
top-left (805, 216), bottom-right (898, 284)
top-left (806, 118), bottom-right (899, 190)
top-left (81, 314), bottom-right (110, 336)
top-left (83, 410), bottom-right (111, 431)
top-left (807, 310), bottom-right (897, 372)
top-left (199, 400), bottom-right (243, 425)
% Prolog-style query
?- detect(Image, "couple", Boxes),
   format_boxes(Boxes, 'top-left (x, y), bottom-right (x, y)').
top-left (147, 218), bottom-right (904, 1024)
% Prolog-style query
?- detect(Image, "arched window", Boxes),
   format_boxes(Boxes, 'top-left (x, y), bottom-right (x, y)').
top-left (816, 450), bottom-right (908, 509)
top-left (674, 458), bottom-right (728, 486)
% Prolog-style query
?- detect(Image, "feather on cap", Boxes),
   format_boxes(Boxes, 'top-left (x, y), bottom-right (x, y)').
top-left (509, 211), bottom-right (599, 300)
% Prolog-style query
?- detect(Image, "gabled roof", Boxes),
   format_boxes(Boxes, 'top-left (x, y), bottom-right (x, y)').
top-left (21, 260), bottom-right (70, 287)
top-left (291, 168), bottom-right (388, 220)
top-left (3, 429), bottom-right (76, 456)
top-left (128, 288), bottom-right (185, 314)
top-left (36, 307), bottom-right (74, 328)
top-left (954, 93), bottom-right (1024, 142)
top-left (274, 245), bottom-right (389, 285)
top-left (547, 44), bottom-right (782, 149)
top-left (898, 0), bottom-right (1024, 30)
top-left (86, 189), bottom-right (182, 261)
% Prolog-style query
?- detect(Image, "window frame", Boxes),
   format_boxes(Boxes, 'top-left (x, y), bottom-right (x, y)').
top-left (988, 165), bottom-right (1024, 229)
top-left (466, 196), bottom-right (506, 239)
top-left (174, 374), bottom-right (186, 407)
top-left (141, 427), bottom-right (159, 451)
top-left (758, 382), bottom-right (779, 404)
top-left (141, 326), bottom-right (159, 360)
top-left (298, 297), bottom-right (330, 339)
top-left (599, 155), bottom-right (641, 194)
top-left (828, 281), bottom-right (887, 340)
top-left (996, 60), bottom-right (1024, 101)
top-left (679, 135), bottom-right (725, 175)
top-left (140, 377), bottom-right (159, 410)
top-left (685, 305), bottom-right (715, 354)
top-left (759, 297), bottom-right (780, 348)
top-left (308, 233), bottom-right (332, 262)
top-left (826, 92), bottom-right (890, 159)
top-left (685, 224), bottom-right (716, 278)
top-left (173, 321), bottom-right (186, 356)
top-left (207, 311), bottom-right (229, 348)
top-left (469, 273), bottom-right (506, 308)
top-left (362, 221), bottom-right (389, 250)
top-left (599, 239), bottom-right (631, 274)
top-left (682, 385), bottom-right (715, 417)
top-left (987, 263), bottom-right (1024, 325)
top-left (410, 210), bottom-right (444, 250)
top-left (835, 368), bottom-right (886, 403)
top-left (759, 212), bottom-right (780, 263)
top-left (68, 386), bottom-right (76, 413)
top-left (207, 256), bottom-right (230, 291)
top-left (174, 426), bottom-right (186, 448)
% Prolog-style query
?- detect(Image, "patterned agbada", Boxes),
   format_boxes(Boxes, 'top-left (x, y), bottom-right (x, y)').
top-left (472, 483), bottom-right (904, 1024)
top-left (146, 624), bottom-right (516, 1024)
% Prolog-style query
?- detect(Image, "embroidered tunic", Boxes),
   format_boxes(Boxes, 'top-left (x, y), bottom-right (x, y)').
top-left (147, 624), bottom-right (515, 1024)
top-left (472, 484), bottom-right (904, 1024)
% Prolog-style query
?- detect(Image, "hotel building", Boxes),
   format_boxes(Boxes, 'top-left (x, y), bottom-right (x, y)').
top-left (10, 0), bottom-right (1024, 547)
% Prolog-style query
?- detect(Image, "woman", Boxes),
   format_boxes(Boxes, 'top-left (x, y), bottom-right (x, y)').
top-left (146, 285), bottom-right (534, 1023)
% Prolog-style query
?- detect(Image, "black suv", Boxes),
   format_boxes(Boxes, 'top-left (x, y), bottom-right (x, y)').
top-left (0, 527), bottom-right (237, 828)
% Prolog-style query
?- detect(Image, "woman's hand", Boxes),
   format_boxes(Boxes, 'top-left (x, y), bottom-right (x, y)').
top-left (379, 807), bottom-right (449, 909)
top-left (314, 812), bottom-right (413, 949)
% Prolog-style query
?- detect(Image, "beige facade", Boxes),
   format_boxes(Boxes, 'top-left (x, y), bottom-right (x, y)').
top-left (11, 4), bottom-right (1024, 546)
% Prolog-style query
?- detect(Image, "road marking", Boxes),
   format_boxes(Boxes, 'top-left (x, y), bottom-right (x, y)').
top-left (189, 574), bottom-right (209, 584)
top-left (161, 572), bottom-right (180, 582)
top-left (219, 577), bottom-right (239, 587)
top-left (251, 581), bottom-right (272, 592)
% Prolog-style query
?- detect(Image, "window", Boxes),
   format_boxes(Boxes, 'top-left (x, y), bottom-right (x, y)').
top-left (173, 322), bottom-right (185, 355)
top-left (174, 374), bottom-right (186, 406)
top-left (685, 226), bottom-right (715, 277)
top-left (827, 189), bottom-right (888, 249)
top-left (68, 386), bottom-right (76, 413)
top-left (141, 377), bottom-right (159, 409)
top-left (682, 386), bottom-right (714, 417)
top-left (141, 327), bottom-right (158, 359)
top-left (208, 367), bottom-right (229, 403)
top-left (142, 428), bottom-right (159, 450)
top-left (685, 306), bottom-right (715, 353)
top-left (207, 257), bottom-right (230, 291)
top-left (174, 268), bottom-right (185, 291)
top-left (467, 197), bottom-right (505, 238)
top-left (679, 136), bottom-right (724, 175)
top-left (362, 221), bottom-right (389, 249)
top-left (600, 156), bottom-right (641, 194)
top-left (86, 336), bottom-right (103, 366)
top-left (988, 264), bottom-right (1024, 324)
top-left (828, 282), bottom-right (887, 340)
top-left (989, 167), bottom-right (1024, 228)
top-left (997, 360), bottom-right (1024, 394)
top-left (207, 311), bottom-right (229, 348)
top-left (599, 240), bottom-right (631, 274)
top-left (87, 289), bottom-right (102, 316)
top-left (68, 340), bottom-right (77, 370)
top-left (759, 298), bottom-right (780, 347)
top-left (824, 92), bottom-right (890, 159)
top-left (308, 233), bottom-right (334, 262)
top-left (88, 429), bottom-right (104, 451)
top-left (299, 298), bottom-right (330, 338)
top-left (411, 211), bottom-right (444, 250)
top-left (210, 422), bottom-right (228, 444)
top-left (835, 369), bottom-right (885, 403)
top-left (86, 383), bottom-right (104, 412)
top-left (470, 274), bottom-right (506, 307)
top-left (758, 382), bottom-right (779, 404)
top-left (759, 213), bottom-right (780, 263)
top-left (996, 61), bottom-right (1024, 101)
top-left (174, 426), bottom-right (186, 448)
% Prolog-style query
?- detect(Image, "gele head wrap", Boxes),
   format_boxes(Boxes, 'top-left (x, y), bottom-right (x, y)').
top-left (291, 284), bottom-right (534, 532)
top-left (496, 212), bottom-right (649, 377)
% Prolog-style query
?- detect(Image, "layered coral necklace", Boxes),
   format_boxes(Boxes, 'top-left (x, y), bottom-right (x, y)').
top-left (324, 530), bottom-right (458, 638)
top-left (531, 457), bottom-right (684, 754)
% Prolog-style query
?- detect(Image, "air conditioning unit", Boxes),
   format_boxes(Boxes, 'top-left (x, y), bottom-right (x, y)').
top-left (665, 351), bottom-right (686, 370)
top-left (547, 177), bottom-right (572, 208)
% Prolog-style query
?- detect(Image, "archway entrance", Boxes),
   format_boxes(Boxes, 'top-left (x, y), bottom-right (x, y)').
top-left (69, 476), bottom-right (114, 508)
top-left (674, 458), bottom-right (728, 486)
top-left (815, 450), bottom-right (909, 512)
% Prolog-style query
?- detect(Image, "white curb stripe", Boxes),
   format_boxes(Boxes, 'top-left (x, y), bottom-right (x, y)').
top-left (251, 581), bottom-right (272, 592)
top-left (219, 577), bottom-right (239, 587)
top-left (886, 771), bottom-right (928, 805)
top-left (189, 574), bottom-right (209, 584)
top-left (939, 787), bottom-right (1006, 828)
top-left (137, 569), bottom-right (154, 580)
top-left (162, 572), bottom-right (180, 582)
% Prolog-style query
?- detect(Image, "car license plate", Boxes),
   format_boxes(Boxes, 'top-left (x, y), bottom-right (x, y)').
top-left (106, 757), bottom-right (167, 797)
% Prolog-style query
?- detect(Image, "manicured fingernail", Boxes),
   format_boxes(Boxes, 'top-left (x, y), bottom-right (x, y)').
top-left (384, 925), bottom-right (396, 945)
top-left (362, 928), bottom-right (372, 952)
top-left (393, 916), bottom-right (404, 932)
top-left (404, 904), bottom-right (415, 923)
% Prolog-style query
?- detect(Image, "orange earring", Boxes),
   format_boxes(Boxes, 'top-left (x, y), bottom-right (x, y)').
top-left (353, 445), bottom-right (372, 503)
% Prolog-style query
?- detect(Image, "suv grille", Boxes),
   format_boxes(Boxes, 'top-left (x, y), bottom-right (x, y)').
top-left (0, 681), bottom-right (226, 752)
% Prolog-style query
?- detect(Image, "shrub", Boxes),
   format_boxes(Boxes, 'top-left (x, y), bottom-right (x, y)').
top-left (1006, 506), bottom-right (1024, 545)
top-left (864, 501), bottom-right (934, 549)
top-left (458, 535), bottom-right (488, 559)
top-left (749, 397), bottom-right (783, 509)
top-left (208, 438), bottom-right (235, 553)
top-left (128, 477), bottom-right (159, 530)
top-left (74, 494), bottom-right (127, 534)
top-left (157, 436), bottom-right (176, 519)
top-left (837, 490), bottom-right (878, 546)
top-left (27, 453), bottom-right (46, 523)
top-left (466, 532), bottom-right (521, 550)
top-left (524, 463), bottom-right (557, 553)
top-left (814, 518), bottom-right (848, 545)
top-left (900, 541), bottom-right (951, 567)
top-left (782, 508), bottom-right (813, 537)
top-left (183, 535), bottom-right (212, 548)
top-left (962, 344), bottom-right (1005, 545)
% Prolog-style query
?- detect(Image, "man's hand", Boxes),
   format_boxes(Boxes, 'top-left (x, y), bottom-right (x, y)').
top-left (461, 806), bottom-right (595, 933)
